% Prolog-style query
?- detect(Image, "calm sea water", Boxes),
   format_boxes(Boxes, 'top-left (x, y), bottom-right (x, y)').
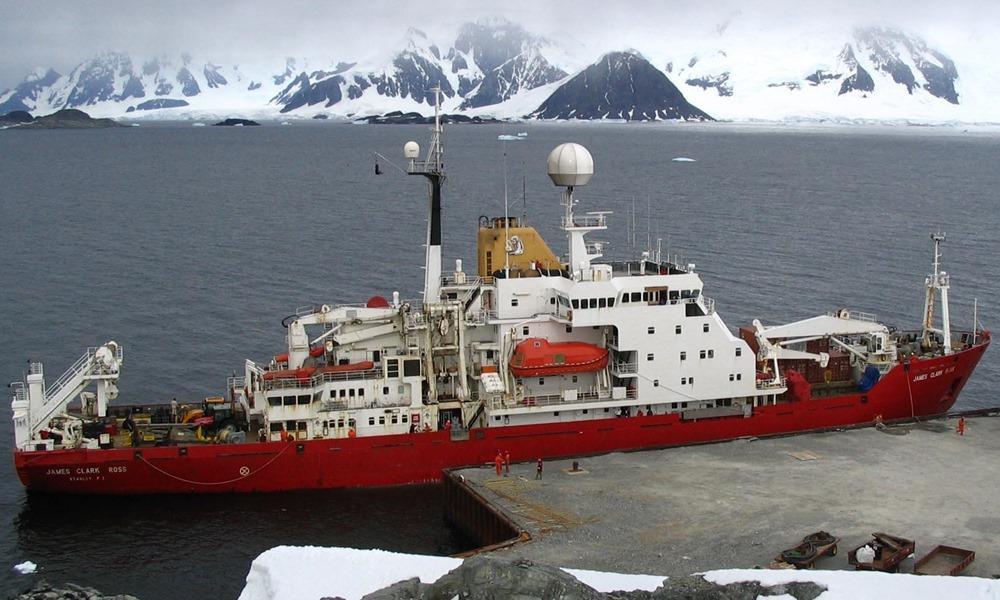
top-left (1, 121), bottom-right (998, 598)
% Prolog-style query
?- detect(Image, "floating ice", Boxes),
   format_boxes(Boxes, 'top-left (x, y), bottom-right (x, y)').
top-left (672, 157), bottom-right (697, 162)
top-left (13, 561), bottom-right (37, 574)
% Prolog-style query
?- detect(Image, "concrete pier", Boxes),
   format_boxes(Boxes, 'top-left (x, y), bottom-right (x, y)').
top-left (454, 413), bottom-right (1000, 578)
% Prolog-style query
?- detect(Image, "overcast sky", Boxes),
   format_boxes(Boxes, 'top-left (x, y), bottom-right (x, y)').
top-left (1, 0), bottom-right (997, 90)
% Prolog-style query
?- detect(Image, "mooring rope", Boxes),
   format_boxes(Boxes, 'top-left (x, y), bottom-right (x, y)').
top-left (136, 441), bottom-right (295, 487)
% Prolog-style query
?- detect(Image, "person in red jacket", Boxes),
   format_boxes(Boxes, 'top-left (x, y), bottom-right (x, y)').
top-left (535, 457), bottom-right (543, 480)
top-left (504, 451), bottom-right (511, 477)
top-left (494, 451), bottom-right (504, 477)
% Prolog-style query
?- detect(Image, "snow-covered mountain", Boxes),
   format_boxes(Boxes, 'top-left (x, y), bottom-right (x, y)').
top-left (1, 17), bottom-right (996, 123)
top-left (531, 51), bottom-right (711, 121)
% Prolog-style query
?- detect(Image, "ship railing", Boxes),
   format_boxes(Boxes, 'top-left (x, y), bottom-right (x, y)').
top-left (10, 381), bottom-right (27, 403)
top-left (263, 368), bottom-right (381, 391)
top-left (585, 241), bottom-right (607, 255)
top-left (827, 309), bottom-right (878, 322)
top-left (701, 296), bottom-right (716, 315)
top-left (440, 275), bottom-right (482, 289)
top-left (562, 213), bottom-right (607, 229)
top-left (755, 376), bottom-right (787, 390)
top-left (227, 376), bottom-right (246, 392)
top-left (28, 362), bottom-right (43, 376)
top-left (610, 361), bottom-right (637, 374)
top-left (406, 312), bottom-right (427, 328)
top-left (495, 388), bottom-right (636, 410)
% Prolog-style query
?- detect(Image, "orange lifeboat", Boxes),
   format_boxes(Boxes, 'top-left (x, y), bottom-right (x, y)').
top-left (273, 346), bottom-right (325, 364)
top-left (509, 338), bottom-right (609, 377)
top-left (262, 367), bottom-right (317, 381)
top-left (317, 361), bottom-right (375, 374)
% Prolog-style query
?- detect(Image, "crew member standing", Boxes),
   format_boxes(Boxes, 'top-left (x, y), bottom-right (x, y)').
top-left (494, 451), bottom-right (504, 477)
top-left (504, 451), bottom-right (511, 477)
top-left (535, 457), bottom-right (543, 480)
top-left (170, 398), bottom-right (179, 423)
top-left (957, 416), bottom-right (967, 436)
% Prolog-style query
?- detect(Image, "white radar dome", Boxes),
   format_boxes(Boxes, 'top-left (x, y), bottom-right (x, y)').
top-left (403, 141), bottom-right (420, 159)
top-left (547, 143), bottom-right (594, 187)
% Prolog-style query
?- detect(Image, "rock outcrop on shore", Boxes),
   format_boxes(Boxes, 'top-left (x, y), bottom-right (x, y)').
top-left (359, 555), bottom-right (826, 600)
top-left (13, 581), bottom-right (139, 600)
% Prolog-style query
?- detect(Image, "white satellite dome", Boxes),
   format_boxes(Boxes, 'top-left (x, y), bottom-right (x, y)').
top-left (403, 141), bottom-right (420, 159)
top-left (547, 143), bottom-right (594, 187)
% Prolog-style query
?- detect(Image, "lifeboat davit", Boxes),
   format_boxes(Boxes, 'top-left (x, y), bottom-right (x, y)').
top-left (509, 338), bottom-right (609, 377)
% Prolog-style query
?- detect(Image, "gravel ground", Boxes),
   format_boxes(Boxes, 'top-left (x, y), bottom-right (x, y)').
top-left (456, 414), bottom-right (1000, 579)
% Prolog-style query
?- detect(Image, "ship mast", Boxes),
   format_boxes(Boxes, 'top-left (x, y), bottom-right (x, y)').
top-left (406, 86), bottom-right (446, 304)
top-left (921, 232), bottom-right (952, 354)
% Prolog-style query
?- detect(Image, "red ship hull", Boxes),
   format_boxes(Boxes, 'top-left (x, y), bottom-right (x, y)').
top-left (13, 338), bottom-right (989, 495)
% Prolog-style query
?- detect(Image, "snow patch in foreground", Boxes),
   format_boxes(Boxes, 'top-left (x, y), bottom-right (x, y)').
top-left (13, 561), bottom-right (37, 574)
top-left (239, 547), bottom-right (1000, 600)
top-left (672, 157), bottom-right (697, 162)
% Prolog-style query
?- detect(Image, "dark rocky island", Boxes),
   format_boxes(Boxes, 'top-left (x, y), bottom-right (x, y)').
top-left (530, 51), bottom-right (712, 121)
top-left (0, 110), bottom-right (35, 126)
top-left (212, 118), bottom-right (260, 126)
top-left (4, 108), bottom-right (124, 129)
top-left (358, 111), bottom-right (501, 124)
top-left (126, 98), bottom-right (190, 112)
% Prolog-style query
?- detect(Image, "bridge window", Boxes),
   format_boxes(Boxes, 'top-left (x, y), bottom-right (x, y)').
top-left (269, 423), bottom-right (283, 432)
top-left (283, 396), bottom-right (295, 406)
top-left (589, 298), bottom-right (598, 309)
top-left (297, 395), bottom-right (310, 405)
top-left (598, 298), bottom-right (607, 309)
top-left (368, 417), bottom-right (375, 425)
top-left (647, 326), bottom-right (655, 334)
top-left (621, 293), bottom-right (630, 303)
top-left (631, 292), bottom-right (641, 302)
top-left (708, 350), bottom-right (714, 359)
top-left (572, 299), bottom-right (580, 309)
top-left (703, 323), bottom-right (710, 333)
top-left (736, 347), bottom-right (742, 357)
top-left (378, 416), bottom-right (385, 425)
top-left (700, 350), bottom-right (706, 359)
top-left (523, 326), bottom-right (529, 335)
top-left (268, 397), bottom-right (281, 407)
top-left (404, 359), bottom-right (421, 377)
top-left (391, 415), bottom-right (398, 424)
top-left (680, 351), bottom-right (686, 361)
top-left (729, 374), bottom-right (735, 381)
top-left (511, 298), bottom-right (519, 307)
top-left (681, 377), bottom-right (687, 385)
top-left (647, 353), bottom-right (654, 361)
top-left (675, 325), bottom-right (682, 334)
top-left (736, 374), bottom-right (742, 381)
